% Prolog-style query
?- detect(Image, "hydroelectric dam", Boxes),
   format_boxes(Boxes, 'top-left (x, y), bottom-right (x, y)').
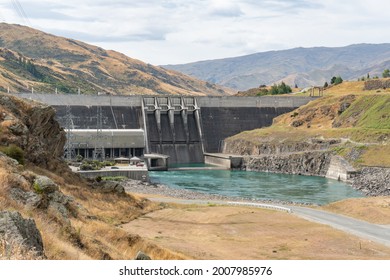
top-left (18, 94), bottom-right (314, 164)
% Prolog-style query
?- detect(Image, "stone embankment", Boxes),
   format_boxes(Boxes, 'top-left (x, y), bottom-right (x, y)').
top-left (352, 167), bottom-right (390, 196)
top-left (364, 79), bottom-right (390, 90)
top-left (242, 151), bottom-right (332, 176)
top-left (223, 140), bottom-right (389, 196)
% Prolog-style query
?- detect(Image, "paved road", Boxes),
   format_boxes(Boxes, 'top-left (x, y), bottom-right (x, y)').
top-left (289, 205), bottom-right (390, 247)
top-left (146, 196), bottom-right (390, 247)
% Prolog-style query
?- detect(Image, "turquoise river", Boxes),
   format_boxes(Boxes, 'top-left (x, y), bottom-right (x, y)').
top-left (149, 168), bottom-right (363, 205)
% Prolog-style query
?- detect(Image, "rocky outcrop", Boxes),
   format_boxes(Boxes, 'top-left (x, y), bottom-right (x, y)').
top-left (352, 167), bottom-right (390, 196)
top-left (25, 106), bottom-right (66, 168)
top-left (364, 79), bottom-right (390, 90)
top-left (90, 180), bottom-right (125, 194)
top-left (0, 211), bottom-right (45, 258)
top-left (0, 94), bottom-right (66, 170)
top-left (10, 175), bottom-right (77, 223)
top-left (242, 151), bottom-right (332, 176)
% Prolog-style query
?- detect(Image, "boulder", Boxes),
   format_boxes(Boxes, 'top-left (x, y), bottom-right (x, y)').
top-left (134, 251), bottom-right (151, 260)
top-left (0, 211), bottom-right (45, 258)
top-left (9, 188), bottom-right (42, 209)
top-left (33, 176), bottom-right (59, 194)
top-left (11, 175), bottom-right (76, 221)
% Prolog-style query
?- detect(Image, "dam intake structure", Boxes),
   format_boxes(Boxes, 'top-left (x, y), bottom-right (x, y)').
top-left (17, 93), bottom-right (314, 164)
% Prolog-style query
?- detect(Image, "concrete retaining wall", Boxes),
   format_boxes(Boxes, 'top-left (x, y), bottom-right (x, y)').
top-left (325, 155), bottom-right (356, 182)
top-left (204, 154), bottom-right (231, 169)
top-left (78, 169), bottom-right (149, 181)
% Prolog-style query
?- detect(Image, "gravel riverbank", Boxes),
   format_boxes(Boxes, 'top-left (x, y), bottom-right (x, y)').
top-left (123, 179), bottom-right (316, 206)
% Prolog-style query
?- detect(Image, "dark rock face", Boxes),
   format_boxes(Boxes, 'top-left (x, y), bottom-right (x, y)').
top-left (242, 151), bottom-right (332, 176)
top-left (25, 106), bottom-right (66, 169)
top-left (352, 167), bottom-right (390, 196)
top-left (0, 211), bottom-right (45, 257)
top-left (0, 94), bottom-right (66, 170)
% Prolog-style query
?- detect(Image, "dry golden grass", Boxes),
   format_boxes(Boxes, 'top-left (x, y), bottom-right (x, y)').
top-left (1, 156), bottom-right (186, 260)
top-left (321, 197), bottom-right (390, 225)
top-left (361, 145), bottom-right (390, 167)
top-left (323, 80), bottom-right (390, 96)
top-left (123, 204), bottom-right (390, 260)
top-left (0, 236), bottom-right (42, 260)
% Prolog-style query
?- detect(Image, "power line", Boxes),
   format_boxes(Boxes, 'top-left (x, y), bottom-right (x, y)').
top-left (11, 0), bottom-right (31, 26)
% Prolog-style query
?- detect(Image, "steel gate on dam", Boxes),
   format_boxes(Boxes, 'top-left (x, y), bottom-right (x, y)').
top-left (16, 93), bottom-right (314, 164)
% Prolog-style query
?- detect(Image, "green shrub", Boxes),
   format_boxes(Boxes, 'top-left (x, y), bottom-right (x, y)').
top-left (270, 82), bottom-right (292, 95)
top-left (0, 144), bottom-right (25, 165)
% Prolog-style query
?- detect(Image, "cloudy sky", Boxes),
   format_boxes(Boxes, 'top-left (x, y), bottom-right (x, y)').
top-left (0, 0), bottom-right (389, 65)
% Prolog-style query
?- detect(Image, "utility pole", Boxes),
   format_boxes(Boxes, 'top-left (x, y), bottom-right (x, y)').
top-left (64, 105), bottom-right (75, 161)
top-left (93, 106), bottom-right (105, 161)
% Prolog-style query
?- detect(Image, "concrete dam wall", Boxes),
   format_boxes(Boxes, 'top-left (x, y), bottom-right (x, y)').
top-left (17, 93), bottom-right (314, 164)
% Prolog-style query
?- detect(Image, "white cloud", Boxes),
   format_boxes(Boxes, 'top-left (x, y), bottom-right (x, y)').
top-left (0, 0), bottom-right (389, 65)
top-left (208, 0), bottom-right (243, 17)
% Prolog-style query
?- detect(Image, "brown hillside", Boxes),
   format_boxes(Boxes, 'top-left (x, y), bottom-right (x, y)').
top-left (0, 92), bottom-right (186, 260)
top-left (0, 23), bottom-right (232, 96)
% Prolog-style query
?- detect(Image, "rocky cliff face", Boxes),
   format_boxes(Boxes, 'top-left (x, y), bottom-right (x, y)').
top-left (224, 138), bottom-right (339, 156)
top-left (0, 94), bottom-right (66, 170)
top-left (242, 151), bottom-right (332, 177)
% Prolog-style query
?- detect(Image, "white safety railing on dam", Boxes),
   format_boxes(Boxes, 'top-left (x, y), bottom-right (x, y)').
top-left (227, 201), bottom-right (292, 213)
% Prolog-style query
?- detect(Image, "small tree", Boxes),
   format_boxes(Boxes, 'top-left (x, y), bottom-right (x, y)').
top-left (383, 69), bottom-right (390, 78)
top-left (270, 84), bottom-right (279, 95)
top-left (324, 81), bottom-right (329, 88)
top-left (330, 76), bottom-right (337, 84)
top-left (334, 76), bottom-right (343, 85)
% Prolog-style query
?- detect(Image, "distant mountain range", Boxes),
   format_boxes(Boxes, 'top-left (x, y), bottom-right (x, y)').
top-left (162, 44), bottom-right (390, 90)
top-left (0, 23), bottom-right (231, 95)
